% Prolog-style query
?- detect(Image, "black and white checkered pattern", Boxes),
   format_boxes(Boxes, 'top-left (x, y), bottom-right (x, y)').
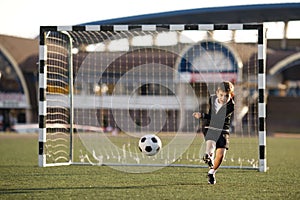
top-left (257, 26), bottom-right (267, 172)
top-left (38, 33), bottom-right (47, 167)
top-left (40, 24), bottom-right (264, 32)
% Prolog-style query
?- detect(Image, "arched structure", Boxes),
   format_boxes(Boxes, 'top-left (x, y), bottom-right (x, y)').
top-left (269, 52), bottom-right (300, 76)
top-left (0, 44), bottom-right (32, 130)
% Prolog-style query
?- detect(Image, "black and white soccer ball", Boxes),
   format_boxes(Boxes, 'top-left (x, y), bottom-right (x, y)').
top-left (138, 134), bottom-right (162, 156)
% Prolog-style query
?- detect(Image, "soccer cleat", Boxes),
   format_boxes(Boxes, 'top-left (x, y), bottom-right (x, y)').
top-left (203, 154), bottom-right (214, 169)
top-left (207, 173), bottom-right (216, 184)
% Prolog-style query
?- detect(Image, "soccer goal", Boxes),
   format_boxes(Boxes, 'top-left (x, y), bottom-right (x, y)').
top-left (39, 24), bottom-right (267, 172)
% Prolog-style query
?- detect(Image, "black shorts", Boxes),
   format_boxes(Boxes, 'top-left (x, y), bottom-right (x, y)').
top-left (216, 133), bottom-right (230, 150)
top-left (204, 129), bottom-right (230, 150)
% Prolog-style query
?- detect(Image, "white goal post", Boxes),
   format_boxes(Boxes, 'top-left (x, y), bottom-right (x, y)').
top-left (38, 24), bottom-right (267, 172)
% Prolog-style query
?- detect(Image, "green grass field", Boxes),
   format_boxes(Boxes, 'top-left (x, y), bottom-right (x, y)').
top-left (0, 133), bottom-right (299, 200)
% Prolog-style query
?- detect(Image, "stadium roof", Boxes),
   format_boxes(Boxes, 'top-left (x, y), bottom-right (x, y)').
top-left (0, 35), bottom-right (38, 65)
top-left (84, 3), bottom-right (300, 25)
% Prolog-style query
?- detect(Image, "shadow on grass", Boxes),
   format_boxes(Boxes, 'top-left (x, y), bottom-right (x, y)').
top-left (0, 182), bottom-right (201, 195)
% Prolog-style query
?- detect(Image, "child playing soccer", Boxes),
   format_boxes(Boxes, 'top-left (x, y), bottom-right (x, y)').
top-left (193, 81), bottom-right (234, 184)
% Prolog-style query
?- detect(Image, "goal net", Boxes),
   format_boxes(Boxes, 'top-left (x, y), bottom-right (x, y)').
top-left (39, 24), bottom-right (267, 172)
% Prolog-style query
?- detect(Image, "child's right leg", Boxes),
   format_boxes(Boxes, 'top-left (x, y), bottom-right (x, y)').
top-left (205, 140), bottom-right (216, 157)
top-left (203, 140), bottom-right (216, 168)
top-left (206, 148), bottom-right (226, 184)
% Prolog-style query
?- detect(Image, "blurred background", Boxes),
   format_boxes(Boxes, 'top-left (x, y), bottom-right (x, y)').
top-left (0, 1), bottom-right (299, 134)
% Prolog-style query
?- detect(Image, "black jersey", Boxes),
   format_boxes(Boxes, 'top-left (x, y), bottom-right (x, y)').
top-left (201, 95), bottom-right (235, 133)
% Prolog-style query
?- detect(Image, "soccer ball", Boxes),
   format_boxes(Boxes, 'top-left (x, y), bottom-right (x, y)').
top-left (138, 134), bottom-right (162, 156)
